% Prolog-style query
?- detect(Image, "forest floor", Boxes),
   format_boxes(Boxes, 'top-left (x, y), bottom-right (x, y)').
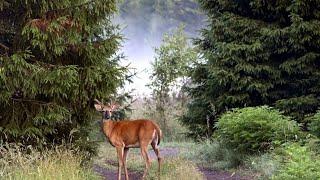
top-left (93, 144), bottom-right (253, 180)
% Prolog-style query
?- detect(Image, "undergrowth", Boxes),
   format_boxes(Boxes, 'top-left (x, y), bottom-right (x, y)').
top-left (0, 143), bottom-right (99, 180)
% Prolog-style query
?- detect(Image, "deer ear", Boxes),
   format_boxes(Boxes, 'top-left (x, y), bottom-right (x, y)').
top-left (94, 103), bottom-right (103, 111)
top-left (94, 99), bottom-right (103, 111)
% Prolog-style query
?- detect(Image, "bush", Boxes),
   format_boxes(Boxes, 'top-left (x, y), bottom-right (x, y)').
top-left (215, 106), bottom-right (300, 153)
top-left (308, 110), bottom-right (320, 137)
top-left (272, 143), bottom-right (320, 179)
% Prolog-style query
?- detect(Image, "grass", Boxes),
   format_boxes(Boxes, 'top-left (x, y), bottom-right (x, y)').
top-left (0, 144), bottom-right (99, 180)
top-left (244, 153), bottom-right (280, 179)
top-left (174, 140), bottom-right (243, 169)
top-left (147, 157), bottom-right (203, 180)
top-left (94, 141), bottom-right (204, 180)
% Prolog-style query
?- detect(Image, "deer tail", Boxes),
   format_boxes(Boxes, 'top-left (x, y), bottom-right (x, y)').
top-left (154, 124), bottom-right (162, 145)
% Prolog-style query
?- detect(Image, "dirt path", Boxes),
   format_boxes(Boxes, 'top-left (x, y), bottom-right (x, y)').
top-left (93, 147), bottom-right (252, 180)
top-left (93, 163), bottom-right (142, 180)
top-left (198, 167), bottom-right (252, 180)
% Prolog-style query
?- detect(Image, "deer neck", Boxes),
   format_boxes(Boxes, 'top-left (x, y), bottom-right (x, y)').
top-left (101, 119), bottom-right (114, 138)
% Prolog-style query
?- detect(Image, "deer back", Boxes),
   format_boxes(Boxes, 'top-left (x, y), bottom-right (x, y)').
top-left (102, 119), bottom-right (162, 148)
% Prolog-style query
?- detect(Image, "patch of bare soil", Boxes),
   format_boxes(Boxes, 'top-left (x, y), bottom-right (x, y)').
top-left (93, 163), bottom-right (142, 180)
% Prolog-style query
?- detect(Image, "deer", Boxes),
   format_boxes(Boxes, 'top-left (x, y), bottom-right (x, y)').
top-left (94, 99), bottom-right (162, 180)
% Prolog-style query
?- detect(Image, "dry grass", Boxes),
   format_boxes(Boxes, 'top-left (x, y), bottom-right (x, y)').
top-left (0, 144), bottom-right (99, 180)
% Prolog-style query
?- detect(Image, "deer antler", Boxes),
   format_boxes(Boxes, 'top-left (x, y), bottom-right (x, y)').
top-left (94, 99), bottom-right (102, 104)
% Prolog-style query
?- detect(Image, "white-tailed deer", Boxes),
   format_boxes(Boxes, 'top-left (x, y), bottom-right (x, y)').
top-left (94, 99), bottom-right (162, 180)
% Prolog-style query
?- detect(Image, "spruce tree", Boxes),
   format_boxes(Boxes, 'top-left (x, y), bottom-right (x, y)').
top-left (182, 0), bottom-right (320, 137)
top-left (0, 0), bottom-right (126, 152)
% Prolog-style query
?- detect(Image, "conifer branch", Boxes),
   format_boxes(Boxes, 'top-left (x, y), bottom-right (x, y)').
top-left (47, 0), bottom-right (97, 14)
top-left (0, 42), bottom-right (9, 51)
top-left (11, 98), bottom-right (54, 106)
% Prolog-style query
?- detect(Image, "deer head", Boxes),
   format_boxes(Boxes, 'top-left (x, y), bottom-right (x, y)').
top-left (94, 99), bottom-right (118, 119)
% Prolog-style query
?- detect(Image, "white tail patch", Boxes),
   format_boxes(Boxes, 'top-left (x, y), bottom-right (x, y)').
top-left (152, 129), bottom-right (158, 146)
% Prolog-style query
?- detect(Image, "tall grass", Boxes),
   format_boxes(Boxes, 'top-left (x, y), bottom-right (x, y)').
top-left (244, 153), bottom-right (280, 179)
top-left (0, 144), bottom-right (99, 180)
top-left (179, 140), bottom-right (244, 170)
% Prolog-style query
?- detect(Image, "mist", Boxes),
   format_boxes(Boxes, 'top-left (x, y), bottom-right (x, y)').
top-left (114, 1), bottom-right (206, 95)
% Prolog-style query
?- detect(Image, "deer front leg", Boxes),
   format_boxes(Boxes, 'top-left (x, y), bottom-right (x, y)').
top-left (116, 147), bottom-right (124, 180)
top-left (123, 147), bottom-right (130, 180)
top-left (140, 144), bottom-right (151, 179)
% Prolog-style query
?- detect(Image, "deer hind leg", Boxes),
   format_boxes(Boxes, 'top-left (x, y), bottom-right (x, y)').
top-left (151, 140), bottom-right (162, 179)
top-left (140, 144), bottom-right (151, 179)
top-left (123, 148), bottom-right (130, 180)
top-left (116, 147), bottom-right (124, 180)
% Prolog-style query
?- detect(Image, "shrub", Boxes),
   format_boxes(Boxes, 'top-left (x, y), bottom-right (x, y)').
top-left (272, 143), bottom-right (320, 179)
top-left (308, 110), bottom-right (320, 137)
top-left (215, 106), bottom-right (300, 153)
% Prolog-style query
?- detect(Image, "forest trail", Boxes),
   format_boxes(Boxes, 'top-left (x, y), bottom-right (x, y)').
top-left (93, 147), bottom-right (252, 180)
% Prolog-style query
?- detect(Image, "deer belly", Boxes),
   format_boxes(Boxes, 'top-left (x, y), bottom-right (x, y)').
top-left (125, 142), bottom-right (140, 148)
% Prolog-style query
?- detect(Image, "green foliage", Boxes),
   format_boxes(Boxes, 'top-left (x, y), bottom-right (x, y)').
top-left (148, 26), bottom-right (197, 137)
top-left (308, 110), bottom-right (320, 138)
top-left (149, 25), bottom-right (197, 93)
top-left (0, 0), bottom-right (127, 153)
top-left (184, 0), bottom-right (320, 137)
top-left (215, 106), bottom-right (300, 153)
top-left (272, 143), bottom-right (320, 180)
